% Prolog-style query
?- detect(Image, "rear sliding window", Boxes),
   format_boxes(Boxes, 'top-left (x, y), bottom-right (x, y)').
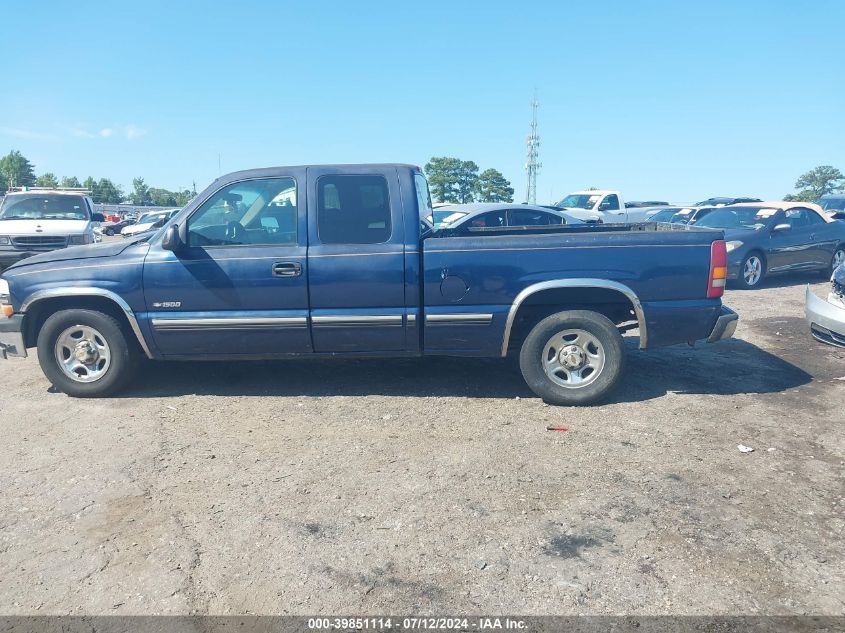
top-left (317, 175), bottom-right (391, 244)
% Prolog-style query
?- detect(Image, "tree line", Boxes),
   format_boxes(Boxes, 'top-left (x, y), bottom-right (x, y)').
top-left (3, 148), bottom-right (843, 209)
top-left (0, 149), bottom-right (195, 207)
top-left (424, 157), bottom-right (515, 203)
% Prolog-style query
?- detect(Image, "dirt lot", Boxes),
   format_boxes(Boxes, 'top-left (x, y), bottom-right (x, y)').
top-left (0, 275), bottom-right (843, 616)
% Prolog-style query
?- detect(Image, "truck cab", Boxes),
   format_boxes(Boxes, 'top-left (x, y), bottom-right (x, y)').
top-left (554, 190), bottom-right (632, 223)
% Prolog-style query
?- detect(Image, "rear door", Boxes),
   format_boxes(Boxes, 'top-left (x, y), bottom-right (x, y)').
top-left (306, 166), bottom-right (409, 352)
top-left (143, 171), bottom-right (310, 356)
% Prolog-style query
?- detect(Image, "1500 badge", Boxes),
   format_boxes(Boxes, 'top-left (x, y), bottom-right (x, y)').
top-left (152, 301), bottom-right (182, 308)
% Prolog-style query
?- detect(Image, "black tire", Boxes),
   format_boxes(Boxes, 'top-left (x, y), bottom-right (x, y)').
top-left (519, 310), bottom-right (625, 406)
top-left (104, 228), bottom-right (114, 236)
top-left (736, 251), bottom-right (766, 289)
top-left (36, 309), bottom-right (138, 397)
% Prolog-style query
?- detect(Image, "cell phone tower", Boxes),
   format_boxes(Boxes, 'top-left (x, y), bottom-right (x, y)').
top-left (525, 96), bottom-right (541, 204)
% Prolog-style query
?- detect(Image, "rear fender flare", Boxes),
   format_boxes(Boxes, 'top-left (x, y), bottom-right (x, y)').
top-left (500, 278), bottom-right (647, 356)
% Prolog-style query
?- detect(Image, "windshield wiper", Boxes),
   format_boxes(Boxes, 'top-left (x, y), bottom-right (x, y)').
top-left (0, 215), bottom-right (30, 220)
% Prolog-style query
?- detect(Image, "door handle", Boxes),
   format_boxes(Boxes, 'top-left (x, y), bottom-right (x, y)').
top-left (272, 261), bottom-right (302, 277)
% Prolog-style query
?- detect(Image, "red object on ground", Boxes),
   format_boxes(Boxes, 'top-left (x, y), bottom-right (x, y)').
top-left (546, 426), bottom-right (570, 431)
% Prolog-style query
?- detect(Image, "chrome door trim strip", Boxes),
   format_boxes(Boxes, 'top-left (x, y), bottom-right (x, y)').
top-left (19, 287), bottom-right (153, 358)
top-left (425, 313), bottom-right (493, 326)
top-left (311, 315), bottom-right (403, 327)
top-left (499, 278), bottom-right (647, 356)
top-left (152, 316), bottom-right (307, 330)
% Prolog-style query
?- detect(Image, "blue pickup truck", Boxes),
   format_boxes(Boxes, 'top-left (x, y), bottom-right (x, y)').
top-left (0, 164), bottom-right (738, 404)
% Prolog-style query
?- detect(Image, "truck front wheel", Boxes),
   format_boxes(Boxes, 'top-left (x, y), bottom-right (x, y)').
top-left (519, 310), bottom-right (624, 405)
top-left (36, 309), bottom-right (138, 397)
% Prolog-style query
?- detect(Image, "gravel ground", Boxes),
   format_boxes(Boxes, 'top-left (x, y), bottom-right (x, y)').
top-left (0, 274), bottom-right (843, 615)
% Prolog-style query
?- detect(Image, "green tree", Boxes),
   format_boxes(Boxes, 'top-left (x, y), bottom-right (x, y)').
top-left (131, 177), bottom-right (151, 205)
top-left (477, 168), bottom-right (514, 202)
top-left (175, 189), bottom-right (194, 206)
top-left (82, 176), bottom-right (98, 200)
top-left (424, 156), bottom-right (463, 203)
top-left (784, 165), bottom-right (844, 202)
top-left (0, 150), bottom-right (36, 189)
top-left (148, 187), bottom-right (178, 207)
top-left (94, 178), bottom-right (124, 204)
top-left (35, 172), bottom-right (59, 188)
top-left (60, 176), bottom-right (82, 188)
top-left (456, 160), bottom-right (480, 203)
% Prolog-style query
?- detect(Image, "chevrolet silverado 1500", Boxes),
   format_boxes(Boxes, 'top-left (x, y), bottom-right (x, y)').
top-left (0, 164), bottom-right (738, 404)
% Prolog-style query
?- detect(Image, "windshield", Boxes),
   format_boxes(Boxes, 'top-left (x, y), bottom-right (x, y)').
top-left (649, 209), bottom-right (681, 222)
top-left (0, 194), bottom-right (89, 221)
top-left (694, 207), bottom-right (776, 230)
top-left (820, 198), bottom-right (845, 212)
top-left (555, 194), bottom-right (601, 210)
top-left (137, 212), bottom-right (169, 224)
top-left (431, 210), bottom-right (467, 227)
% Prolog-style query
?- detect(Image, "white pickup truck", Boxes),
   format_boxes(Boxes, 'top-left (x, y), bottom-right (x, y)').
top-left (554, 190), bottom-right (656, 223)
top-left (0, 188), bottom-right (104, 269)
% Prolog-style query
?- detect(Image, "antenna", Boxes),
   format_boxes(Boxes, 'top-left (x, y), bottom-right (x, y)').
top-left (525, 93), bottom-right (541, 204)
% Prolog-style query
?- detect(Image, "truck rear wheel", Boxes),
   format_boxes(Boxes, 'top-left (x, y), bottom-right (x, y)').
top-left (519, 310), bottom-right (624, 405)
top-left (36, 309), bottom-right (138, 397)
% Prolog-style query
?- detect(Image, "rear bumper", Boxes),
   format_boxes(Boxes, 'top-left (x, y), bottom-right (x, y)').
top-left (705, 306), bottom-right (739, 343)
top-left (0, 314), bottom-right (26, 359)
top-left (805, 285), bottom-right (845, 348)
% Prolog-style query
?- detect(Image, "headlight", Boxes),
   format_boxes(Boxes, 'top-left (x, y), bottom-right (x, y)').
top-left (0, 236), bottom-right (9, 245)
top-left (68, 234), bottom-right (92, 246)
top-left (0, 278), bottom-right (11, 318)
top-left (725, 240), bottom-right (743, 253)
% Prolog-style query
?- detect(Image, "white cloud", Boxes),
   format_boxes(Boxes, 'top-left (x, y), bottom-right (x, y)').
top-left (69, 127), bottom-right (97, 139)
top-left (0, 127), bottom-right (61, 141)
top-left (99, 128), bottom-right (114, 138)
top-left (125, 124), bottom-right (147, 140)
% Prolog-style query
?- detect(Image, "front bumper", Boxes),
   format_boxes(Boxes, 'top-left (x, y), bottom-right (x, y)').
top-left (805, 285), bottom-right (845, 348)
top-left (0, 314), bottom-right (26, 358)
top-left (706, 306), bottom-right (739, 343)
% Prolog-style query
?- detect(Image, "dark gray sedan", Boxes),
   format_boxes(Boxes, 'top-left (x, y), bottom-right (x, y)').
top-left (692, 202), bottom-right (845, 289)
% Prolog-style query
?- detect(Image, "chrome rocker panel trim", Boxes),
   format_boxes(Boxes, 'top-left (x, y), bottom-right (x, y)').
top-left (152, 316), bottom-right (307, 330)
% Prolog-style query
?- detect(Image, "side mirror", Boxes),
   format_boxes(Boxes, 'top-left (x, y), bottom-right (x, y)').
top-left (161, 224), bottom-right (184, 251)
top-left (92, 213), bottom-right (105, 223)
top-left (772, 223), bottom-right (791, 233)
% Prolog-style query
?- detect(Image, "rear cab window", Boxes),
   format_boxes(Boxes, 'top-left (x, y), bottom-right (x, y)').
top-left (317, 175), bottom-right (391, 244)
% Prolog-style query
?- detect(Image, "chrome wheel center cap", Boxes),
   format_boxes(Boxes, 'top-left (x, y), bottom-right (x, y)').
top-left (559, 344), bottom-right (586, 369)
top-left (74, 340), bottom-right (98, 364)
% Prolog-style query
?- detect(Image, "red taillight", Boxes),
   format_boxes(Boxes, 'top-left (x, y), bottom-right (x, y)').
top-left (708, 239), bottom-right (727, 298)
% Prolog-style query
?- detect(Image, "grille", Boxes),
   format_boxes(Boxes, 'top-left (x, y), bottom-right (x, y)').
top-left (11, 235), bottom-right (67, 250)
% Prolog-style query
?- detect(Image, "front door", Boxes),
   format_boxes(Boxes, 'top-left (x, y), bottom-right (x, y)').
top-left (306, 166), bottom-right (408, 353)
top-left (143, 171), bottom-right (311, 356)
top-left (767, 208), bottom-right (822, 272)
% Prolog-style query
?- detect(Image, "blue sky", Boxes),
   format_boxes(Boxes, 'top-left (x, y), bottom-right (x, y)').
top-left (1, 1), bottom-right (843, 203)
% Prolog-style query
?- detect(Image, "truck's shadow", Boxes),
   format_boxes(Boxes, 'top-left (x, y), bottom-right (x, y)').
top-left (116, 338), bottom-right (813, 403)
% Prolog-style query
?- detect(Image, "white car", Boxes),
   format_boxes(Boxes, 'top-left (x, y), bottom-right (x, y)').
top-left (121, 209), bottom-right (179, 238)
top-left (0, 187), bottom-right (103, 269)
